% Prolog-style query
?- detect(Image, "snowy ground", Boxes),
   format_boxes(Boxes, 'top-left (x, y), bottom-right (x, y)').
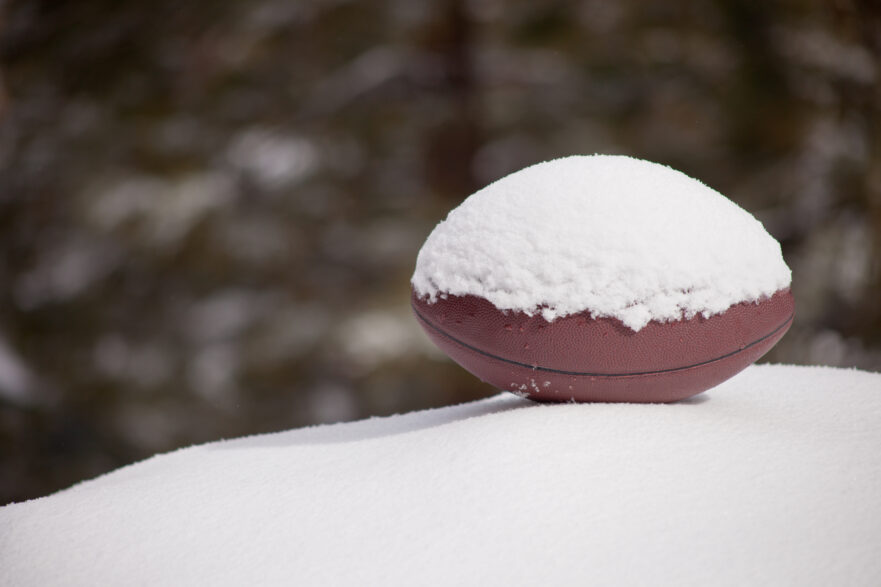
top-left (2, 364), bottom-right (880, 586)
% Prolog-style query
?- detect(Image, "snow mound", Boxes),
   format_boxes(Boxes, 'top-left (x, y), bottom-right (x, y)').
top-left (412, 155), bottom-right (792, 330)
top-left (2, 365), bottom-right (880, 586)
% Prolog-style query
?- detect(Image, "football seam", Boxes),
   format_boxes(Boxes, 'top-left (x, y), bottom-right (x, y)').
top-left (412, 304), bottom-right (794, 378)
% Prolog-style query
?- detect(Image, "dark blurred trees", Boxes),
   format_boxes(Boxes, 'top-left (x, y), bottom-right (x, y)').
top-left (1, 0), bottom-right (879, 503)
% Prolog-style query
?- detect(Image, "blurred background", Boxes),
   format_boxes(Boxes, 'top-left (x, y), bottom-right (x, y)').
top-left (1, 0), bottom-right (879, 504)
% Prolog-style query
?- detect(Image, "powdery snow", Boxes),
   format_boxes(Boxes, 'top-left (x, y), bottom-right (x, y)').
top-left (412, 155), bottom-right (792, 330)
top-left (2, 365), bottom-right (880, 586)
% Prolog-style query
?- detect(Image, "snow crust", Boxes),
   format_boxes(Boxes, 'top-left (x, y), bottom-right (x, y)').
top-left (2, 365), bottom-right (881, 586)
top-left (412, 155), bottom-right (792, 330)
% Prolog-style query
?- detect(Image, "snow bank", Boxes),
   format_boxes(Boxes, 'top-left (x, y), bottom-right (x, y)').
top-left (2, 365), bottom-right (880, 586)
top-left (412, 155), bottom-right (792, 330)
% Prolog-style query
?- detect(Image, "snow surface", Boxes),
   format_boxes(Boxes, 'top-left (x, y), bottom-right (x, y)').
top-left (412, 155), bottom-right (792, 330)
top-left (2, 365), bottom-right (880, 586)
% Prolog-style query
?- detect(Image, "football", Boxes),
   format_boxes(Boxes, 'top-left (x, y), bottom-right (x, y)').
top-left (411, 288), bottom-right (794, 403)
top-left (411, 155), bottom-right (794, 403)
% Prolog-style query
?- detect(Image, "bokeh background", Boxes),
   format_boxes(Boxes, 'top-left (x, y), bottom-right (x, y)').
top-left (1, 0), bottom-right (879, 504)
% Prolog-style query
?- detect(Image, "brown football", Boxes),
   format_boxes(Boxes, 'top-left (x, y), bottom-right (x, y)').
top-left (412, 288), bottom-right (794, 403)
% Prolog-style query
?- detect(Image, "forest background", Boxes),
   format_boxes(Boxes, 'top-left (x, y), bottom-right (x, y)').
top-left (1, 0), bottom-right (879, 503)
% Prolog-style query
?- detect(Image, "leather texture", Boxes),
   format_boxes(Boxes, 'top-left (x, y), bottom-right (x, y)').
top-left (412, 288), bottom-right (794, 403)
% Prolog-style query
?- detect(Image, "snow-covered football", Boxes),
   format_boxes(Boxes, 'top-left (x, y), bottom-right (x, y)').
top-left (411, 155), bottom-right (794, 403)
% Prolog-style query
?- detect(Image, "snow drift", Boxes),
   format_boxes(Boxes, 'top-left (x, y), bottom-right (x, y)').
top-left (1, 365), bottom-right (880, 586)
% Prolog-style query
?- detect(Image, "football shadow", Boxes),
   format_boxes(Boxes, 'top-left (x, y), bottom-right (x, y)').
top-left (210, 388), bottom-right (711, 449)
top-left (674, 393), bottom-right (711, 405)
top-left (211, 393), bottom-right (533, 448)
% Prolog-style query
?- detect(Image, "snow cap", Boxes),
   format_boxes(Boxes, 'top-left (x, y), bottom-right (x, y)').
top-left (412, 155), bottom-right (791, 331)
